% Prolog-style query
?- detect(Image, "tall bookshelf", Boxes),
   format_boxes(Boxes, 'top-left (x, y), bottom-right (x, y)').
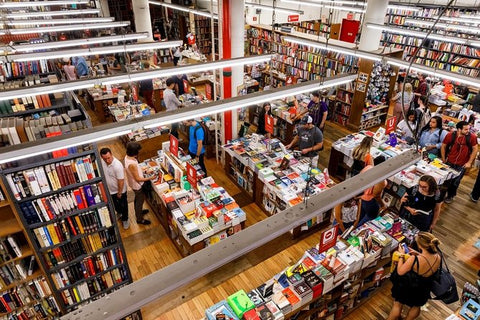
top-left (381, 6), bottom-right (480, 77)
top-left (194, 16), bottom-right (213, 55)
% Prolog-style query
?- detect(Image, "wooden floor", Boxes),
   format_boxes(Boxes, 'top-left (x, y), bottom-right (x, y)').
top-left (93, 108), bottom-right (480, 319)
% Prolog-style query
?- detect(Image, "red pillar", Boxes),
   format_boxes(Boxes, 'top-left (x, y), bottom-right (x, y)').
top-left (222, 0), bottom-right (232, 142)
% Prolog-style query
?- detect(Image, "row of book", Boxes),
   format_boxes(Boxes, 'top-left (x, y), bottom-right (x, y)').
top-left (407, 48), bottom-right (480, 65)
top-left (33, 218), bottom-right (114, 249)
top-left (6, 155), bottom-right (100, 200)
top-left (0, 236), bottom-right (22, 264)
top-left (0, 94), bottom-right (56, 115)
top-left (407, 57), bottom-right (480, 77)
top-left (0, 256), bottom-right (37, 289)
top-left (0, 60), bottom-right (50, 79)
top-left (20, 183), bottom-right (108, 225)
top-left (0, 115), bottom-right (88, 148)
top-left (50, 247), bottom-right (124, 290)
top-left (60, 266), bottom-right (128, 308)
top-left (43, 229), bottom-right (117, 267)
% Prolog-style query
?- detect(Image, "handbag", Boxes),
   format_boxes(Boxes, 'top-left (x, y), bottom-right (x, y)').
top-left (141, 180), bottom-right (153, 194)
top-left (431, 250), bottom-right (459, 304)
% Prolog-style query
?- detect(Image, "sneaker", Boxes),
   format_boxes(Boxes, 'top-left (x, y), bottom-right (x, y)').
top-left (142, 209), bottom-right (149, 215)
top-left (136, 219), bottom-right (151, 225)
top-left (470, 193), bottom-right (479, 203)
top-left (444, 197), bottom-right (453, 204)
top-left (122, 220), bottom-right (130, 230)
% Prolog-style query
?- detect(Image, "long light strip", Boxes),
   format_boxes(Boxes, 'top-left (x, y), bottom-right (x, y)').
top-left (387, 4), bottom-right (421, 12)
top-left (404, 18), bottom-right (480, 34)
top-left (9, 41), bottom-right (183, 62)
top-left (0, 0), bottom-right (89, 8)
top-left (367, 23), bottom-right (480, 46)
top-left (4, 17), bottom-right (114, 26)
top-left (245, 2), bottom-right (304, 15)
top-left (0, 55), bottom-right (273, 101)
top-left (3, 33), bottom-right (149, 53)
top-left (282, 35), bottom-right (381, 61)
top-left (5, 9), bottom-right (101, 18)
top-left (293, 0), bottom-right (366, 6)
top-left (459, 14), bottom-right (480, 21)
top-left (281, 0), bottom-right (365, 13)
top-left (432, 15), bottom-right (480, 24)
top-left (0, 74), bottom-right (356, 164)
top-left (149, 0), bottom-right (218, 19)
top-left (0, 21), bottom-right (130, 35)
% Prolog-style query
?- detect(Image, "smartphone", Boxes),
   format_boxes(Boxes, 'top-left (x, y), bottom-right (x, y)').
top-left (402, 243), bottom-right (409, 253)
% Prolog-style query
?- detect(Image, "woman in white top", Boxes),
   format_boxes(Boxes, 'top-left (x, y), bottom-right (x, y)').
top-left (392, 83), bottom-right (414, 126)
top-left (334, 197), bottom-right (362, 232)
top-left (397, 109), bottom-right (417, 141)
top-left (124, 142), bottom-right (154, 225)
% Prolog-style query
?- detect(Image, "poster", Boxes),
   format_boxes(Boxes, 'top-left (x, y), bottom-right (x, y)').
top-left (385, 116), bottom-right (396, 134)
top-left (319, 225), bottom-right (339, 253)
top-left (186, 162), bottom-right (197, 188)
top-left (265, 114), bottom-right (274, 134)
top-left (169, 134), bottom-right (179, 157)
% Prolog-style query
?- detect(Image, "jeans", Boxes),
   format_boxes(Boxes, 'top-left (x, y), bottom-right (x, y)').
top-left (111, 192), bottom-right (128, 222)
top-left (189, 152), bottom-right (207, 176)
top-left (133, 189), bottom-right (145, 221)
top-left (472, 169), bottom-right (480, 200)
top-left (446, 163), bottom-right (466, 198)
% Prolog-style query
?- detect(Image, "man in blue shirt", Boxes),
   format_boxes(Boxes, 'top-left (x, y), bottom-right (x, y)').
top-left (187, 119), bottom-right (207, 176)
top-left (72, 56), bottom-right (89, 78)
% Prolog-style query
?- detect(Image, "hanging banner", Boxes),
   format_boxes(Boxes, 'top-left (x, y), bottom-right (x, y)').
top-left (186, 162), bottom-right (197, 188)
top-left (319, 225), bottom-right (339, 253)
top-left (265, 114), bottom-right (274, 134)
top-left (385, 116), bottom-right (397, 134)
top-left (169, 134), bottom-right (179, 158)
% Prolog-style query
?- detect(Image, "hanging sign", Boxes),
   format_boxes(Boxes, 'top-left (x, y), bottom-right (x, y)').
top-left (385, 116), bottom-right (397, 134)
top-left (288, 15), bottom-right (299, 22)
top-left (265, 114), bottom-right (274, 134)
top-left (319, 225), bottom-right (339, 253)
top-left (183, 79), bottom-right (189, 94)
top-left (169, 134), bottom-right (179, 157)
top-left (205, 82), bottom-right (213, 100)
top-left (186, 162), bottom-right (197, 188)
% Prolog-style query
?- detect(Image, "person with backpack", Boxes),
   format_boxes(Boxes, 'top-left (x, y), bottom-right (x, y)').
top-left (441, 121), bottom-right (478, 203)
top-left (418, 116), bottom-right (447, 157)
top-left (187, 119), bottom-right (208, 176)
top-left (414, 96), bottom-right (431, 137)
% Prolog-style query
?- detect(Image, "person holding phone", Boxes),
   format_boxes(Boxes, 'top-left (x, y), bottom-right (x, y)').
top-left (400, 175), bottom-right (442, 232)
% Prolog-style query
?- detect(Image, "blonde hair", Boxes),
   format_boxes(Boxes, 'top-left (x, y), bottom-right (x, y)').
top-left (352, 136), bottom-right (373, 161)
top-left (416, 231), bottom-right (440, 254)
top-left (404, 83), bottom-right (413, 93)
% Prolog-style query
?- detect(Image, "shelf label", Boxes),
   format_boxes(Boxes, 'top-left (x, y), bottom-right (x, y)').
top-left (386, 116), bottom-right (396, 134)
top-left (169, 134), bottom-right (179, 158)
top-left (288, 15), bottom-right (299, 22)
top-left (319, 225), bottom-right (339, 253)
top-left (186, 162), bottom-right (197, 188)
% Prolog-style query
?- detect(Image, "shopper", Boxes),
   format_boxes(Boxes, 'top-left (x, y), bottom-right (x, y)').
top-left (350, 136), bottom-right (374, 176)
top-left (358, 156), bottom-right (387, 226)
top-left (124, 142), bottom-right (153, 226)
top-left (392, 83), bottom-right (414, 125)
top-left (62, 58), bottom-right (77, 81)
top-left (163, 77), bottom-right (183, 137)
top-left (286, 115), bottom-right (323, 166)
top-left (139, 62), bottom-right (155, 110)
top-left (333, 197), bottom-right (361, 232)
top-left (72, 56), bottom-right (89, 78)
top-left (100, 148), bottom-right (129, 230)
top-left (397, 110), bottom-right (417, 142)
top-left (174, 74), bottom-right (189, 96)
top-left (256, 102), bottom-right (272, 137)
top-left (172, 46), bottom-right (183, 66)
top-left (418, 116), bottom-right (447, 156)
top-left (471, 92), bottom-right (480, 113)
top-left (388, 232), bottom-right (441, 320)
top-left (441, 121), bottom-right (478, 203)
top-left (470, 169), bottom-right (480, 203)
top-left (306, 91), bottom-right (328, 131)
top-left (414, 95), bottom-right (431, 136)
top-left (107, 54), bottom-right (122, 75)
top-left (413, 73), bottom-right (429, 107)
top-left (187, 119), bottom-right (207, 176)
top-left (400, 175), bottom-right (442, 232)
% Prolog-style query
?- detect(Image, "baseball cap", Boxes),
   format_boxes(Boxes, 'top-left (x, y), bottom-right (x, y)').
top-left (300, 115), bottom-right (313, 125)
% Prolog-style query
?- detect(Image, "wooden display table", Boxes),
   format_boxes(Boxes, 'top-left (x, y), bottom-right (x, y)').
top-left (85, 88), bottom-right (118, 123)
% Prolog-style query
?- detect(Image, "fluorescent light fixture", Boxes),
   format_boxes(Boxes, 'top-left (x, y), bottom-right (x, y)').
top-left (283, 35), bottom-right (381, 61)
top-left (385, 57), bottom-right (480, 88)
top-left (459, 14), bottom-right (480, 21)
top-left (10, 41), bottom-right (183, 62)
top-left (0, 55), bottom-right (273, 101)
top-left (432, 15), bottom-right (480, 24)
top-left (4, 17), bottom-right (114, 26)
top-left (0, 129), bottom-right (132, 165)
top-left (287, 0), bottom-right (366, 6)
top-left (281, 0), bottom-right (365, 13)
top-left (404, 18), bottom-right (480, 34)
top-left (4, 33), bottom-right (150, 53)
top-left (149, 0), bottom-right (218, 19)
top-left (387, 5), bottom-right (421, 12)
top-left (245, 2), bottom-right (304, 15)
top-left (0, 0), bottom-right (89, 8)
top-left (143, 74), bottom-right (357, 129)
top-left (6, 9), bottom-right (101, 18)
top-left (0, 21), bottom-right (130, 35)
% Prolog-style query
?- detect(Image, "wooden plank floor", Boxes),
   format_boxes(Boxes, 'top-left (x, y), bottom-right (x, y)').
top-left (93, 110), bottom-right (480, 319)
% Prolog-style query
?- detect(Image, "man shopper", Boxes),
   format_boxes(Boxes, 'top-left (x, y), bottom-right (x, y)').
top-left (100, 148), bottom-right (129, 229)
top-left (187, 119), bottom-right (207, 176)
top-left (163, 77), bottom-right (183, 137)
top-left (286, 115), bottom-right (323, 166)
top-left (306, 91), bottom-right (328, 131)
top-left (441, 121), bottom-right (478, 203)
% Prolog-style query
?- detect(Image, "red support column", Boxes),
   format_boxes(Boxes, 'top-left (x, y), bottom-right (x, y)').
top-left (222, 0), bottom-right (232, 142)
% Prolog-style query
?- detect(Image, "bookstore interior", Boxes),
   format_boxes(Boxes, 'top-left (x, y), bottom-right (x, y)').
top-left (1, 0), bottom-right (480, 319)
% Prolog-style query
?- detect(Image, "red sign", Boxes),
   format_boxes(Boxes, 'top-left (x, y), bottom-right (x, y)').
top-left (288, 15), bottom-right (299, 22)
top-left (205, 82), bottom-right (212, 100)
top-left (183, 79), bottom-right (189, 94)
top-left (385, 116), bottom-right (397, 134)
top-left (186, 162), bottom-right (197, 188)
top-left (132, 84), bottom-right (139, 101)
top-left (169, 134), bottom-right (179, 158)
top-left (265, 114), bottom-right (274, 134)
top-left (319, 225), bottom-right (339, 253)
top-left (286, 76), bottom-right (296, 86)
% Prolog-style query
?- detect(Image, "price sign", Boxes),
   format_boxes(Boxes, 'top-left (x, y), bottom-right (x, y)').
top-left (265, 114), bottom-right (274, 134)
top-left (385, 116), bottom-right (397, 134)
top-left (319, 225), bottom-right (339, 253)
top-left (169, 134), bottom-right (179, 157)
top-left (186, 162), bottom-right (197, 188)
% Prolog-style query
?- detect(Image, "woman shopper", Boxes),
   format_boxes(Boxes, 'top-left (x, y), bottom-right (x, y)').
top-left (418, 116), bottom-right (447, 156)
top-left (333, 197), bottom-right (362, 232)
top-left (392, 83), bottom-right (414, 125)
top-left (388, 232), bottom-right (441, 320)
top-left (397, 110), bottom-right (417, 142)
top-left (358, 156), bottom-right (387, 226)
top-left (256, 102), bottom-right (272, 137)
top-left (401, 175), bottom-right (442, 232)
top-left (351, 136), bottom-right (374, 176)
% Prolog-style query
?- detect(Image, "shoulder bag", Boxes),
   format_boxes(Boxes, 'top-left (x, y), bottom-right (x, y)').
top-left (431, 250), bottom-right (459, 304)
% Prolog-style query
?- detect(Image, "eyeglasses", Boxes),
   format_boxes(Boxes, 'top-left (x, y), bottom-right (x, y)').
top-left (419, 184), bottom-right (429, 190)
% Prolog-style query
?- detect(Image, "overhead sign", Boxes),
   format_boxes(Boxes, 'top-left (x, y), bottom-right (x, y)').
top-left (288, 15), bottom-right (299, 22)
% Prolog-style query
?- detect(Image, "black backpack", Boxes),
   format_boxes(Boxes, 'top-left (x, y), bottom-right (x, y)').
top-left (193, 122), bottom-right (213, 145)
